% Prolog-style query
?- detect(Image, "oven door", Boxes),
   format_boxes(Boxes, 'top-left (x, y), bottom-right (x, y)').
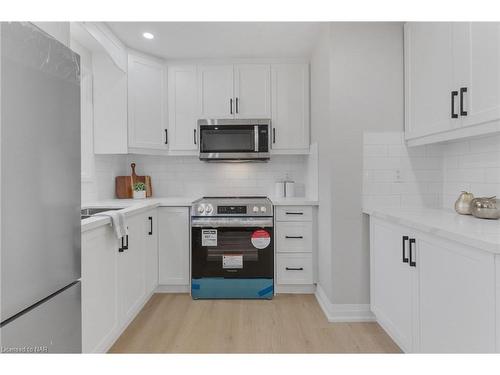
top-left (191, 218), bottom-right (274, 279)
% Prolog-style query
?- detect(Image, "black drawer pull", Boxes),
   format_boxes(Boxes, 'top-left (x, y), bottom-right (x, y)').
top-left (272, 128), bottom-right (276, 144)
top-left (285, 236), bottom-right (303, 239)
top-left (119, 237), bottom-right (124, 252)
top-left (148, 216), bottom-right (153, 235)
top-left (285, 212), bottom-right (303, 215)
top-left (285, 267), bottom-right (304, 271)
top-left (402, 236), bottom-right (409, 263)
top-left (164, 129), bottom-right (168, 144)
top-left (193, 129), bottom-right (197, 145)
top-left (409, 238), bottom-right (416, 267)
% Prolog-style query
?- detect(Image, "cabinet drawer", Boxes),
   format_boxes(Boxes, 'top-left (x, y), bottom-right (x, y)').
top-left (276, 253), bottom-right (313, 285)
top-left (275, 206), bottom-right (312, 222)
top-left (276, 222), bottom-right (312, 253)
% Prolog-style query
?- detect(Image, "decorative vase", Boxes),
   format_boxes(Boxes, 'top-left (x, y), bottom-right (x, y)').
top-left (133, 190), bottom-right (146, 199)
top-left (454, 191), bottom-right (474, 215)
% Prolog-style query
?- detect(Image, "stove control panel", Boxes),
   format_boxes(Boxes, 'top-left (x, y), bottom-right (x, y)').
top-left (218, 205), bottom-right (247, 215)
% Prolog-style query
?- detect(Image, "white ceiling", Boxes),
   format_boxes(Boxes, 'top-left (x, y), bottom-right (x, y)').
top-left (106, 22), bottom-right (323, 60)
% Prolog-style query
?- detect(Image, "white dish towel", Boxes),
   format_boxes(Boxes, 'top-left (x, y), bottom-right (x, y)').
top-left (93, 211), bottom-right (129, 239)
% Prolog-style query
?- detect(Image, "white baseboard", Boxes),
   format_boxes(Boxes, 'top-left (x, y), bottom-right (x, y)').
top-left (155, 284), bottom-right (190, 293)
top-left (315, 284), bottom-right (375, 322)
top-left (275, 284), bottom-right (316, 294)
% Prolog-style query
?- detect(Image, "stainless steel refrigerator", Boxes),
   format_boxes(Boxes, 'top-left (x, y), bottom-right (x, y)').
top-left (0, 22), bottom-right (81, 353)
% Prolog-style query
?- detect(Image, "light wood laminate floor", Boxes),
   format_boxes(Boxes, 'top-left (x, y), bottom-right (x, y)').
top-left (109, 293), bottom-right (401, 353)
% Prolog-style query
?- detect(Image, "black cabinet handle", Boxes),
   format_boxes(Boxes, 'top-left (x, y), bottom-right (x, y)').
top-left (409, 238), bottom-right (416, 267)
top-left (402, 235), bottom-right (409, 263)
top-left (148, 216), bottom-right (153, 235)
top-left (285, 236), bottom-right (303, 239)
top-left (451, 91), bottom-right (458, 119)
top-left (460, 87), bottom-right (468, 116)
top-left (164, 129), bottom-right (168, 144)
top-left (230, 98), bottom-right (233, 115)
top-left (193, 129), bottom-right (197, 145)
top-left (119, 236), bottom-right (128, 252)
top-left (285, 212), bottom-right (303, 215)
top-left (272, 128), bottom-right (276, 144)
top-left (235, 97), bottom-right (239, 114)
top-left (286, 267), bottom-right (304, 271)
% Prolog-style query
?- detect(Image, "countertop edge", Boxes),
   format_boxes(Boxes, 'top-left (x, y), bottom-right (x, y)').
top-left (364, 207), bottom-right (500, 254)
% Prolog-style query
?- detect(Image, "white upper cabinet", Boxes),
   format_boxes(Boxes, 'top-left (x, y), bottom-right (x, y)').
top-left (405, 22), bottom-right (500, 146)
top-left (234, 64), bottom-right (271, 118)
top-left (93, 52), bottom-right (128, 154)
top-left (405, 23), bottom-right (455, 139)
top-left (198, 63), bottom-right (273, 120)
top-left (454, 22), bottom-right (500, 129)
top-left (168, 65), bottom-right (199, 152)
top-left (271, 63), bottom-right (310, 153)
top-left (128, 52), bottom-right (168, 150)
top-left (198, 64), bottom-right (234, 119)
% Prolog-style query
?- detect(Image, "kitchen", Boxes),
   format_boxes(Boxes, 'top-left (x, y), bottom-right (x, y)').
top-left (1, 4), bottom-right (500, 370)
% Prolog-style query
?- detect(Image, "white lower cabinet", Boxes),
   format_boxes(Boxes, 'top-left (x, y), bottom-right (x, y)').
top-left (370, 219), bottom-right (416, 352)
top-left (82, 207), bottom-right (159, 353)
top-left (82, 225), bottom-right (119, 353)
top-left (370, 216), bottom-right (497, 353)
top-left (275, 205), bottom-right (316, 291)
top-left (158, 207), bottom-right (190, 286)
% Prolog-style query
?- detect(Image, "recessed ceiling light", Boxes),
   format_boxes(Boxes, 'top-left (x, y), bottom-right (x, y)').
top-left (142, 32), bottom-right (154, 40)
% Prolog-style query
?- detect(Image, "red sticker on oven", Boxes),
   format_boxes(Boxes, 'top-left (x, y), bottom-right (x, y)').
top-left (251, 229), bottom-right (271, 249)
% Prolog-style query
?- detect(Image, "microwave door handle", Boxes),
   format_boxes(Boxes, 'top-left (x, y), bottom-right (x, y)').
top-left (254, 125), bottom-right (259, 152)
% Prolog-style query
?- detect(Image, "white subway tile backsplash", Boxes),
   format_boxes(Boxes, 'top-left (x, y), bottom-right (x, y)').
top-left (82, 154), bottom-right (309, 204)
top-left (363, 131), bottom-right (500, 211)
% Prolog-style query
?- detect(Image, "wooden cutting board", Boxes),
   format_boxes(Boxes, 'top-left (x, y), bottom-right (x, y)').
top-left (131, 163), bottom-right (153, 197)
top-left (115, 163), bottom-right (153, 199)
top-left (115, 175), bottom-right (133, 199)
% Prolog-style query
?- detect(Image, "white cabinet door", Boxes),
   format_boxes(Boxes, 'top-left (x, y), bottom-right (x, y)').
top-left (417, 236), bottom-right (496, 353)
top-left (117, 213), bottom-right (146, 325)
top-left (144, 210), bottom-right (159, 294)
top-left (158, 207), bottom-right (190, 285)
top-left (93, 52), bottom-right (128, 154)
top-left (405, 23), bottom-right (455, 139)
top-left (234, 64), bottom-right (271, 118)
top-left (271, 64), bottom-right (310, 152)
top-left (455, 22), bottom-right (500, 128)
top-left (81, 225), bottom-right (119, 353)
top-left (370, 219), bottom-right (416, 352)
top-left (168, 65), bottom-right (199, 152)
top-left (128, 52), bottom-right (168, 150)
top-left (198, 64), bottom-right (234, 119)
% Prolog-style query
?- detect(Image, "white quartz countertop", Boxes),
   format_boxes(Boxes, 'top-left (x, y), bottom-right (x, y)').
top-left (82, 197), bottom-right (319, 232)
top-left (364, 206), bottom-right (500, 254)
top-left (81, 197), bottom-right (195, 232)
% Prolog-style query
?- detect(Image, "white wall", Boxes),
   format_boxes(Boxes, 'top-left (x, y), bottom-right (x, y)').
top-left (311, 22), bottom-right (405, 306)
top-left (310, 25), bottom-right (333, 300)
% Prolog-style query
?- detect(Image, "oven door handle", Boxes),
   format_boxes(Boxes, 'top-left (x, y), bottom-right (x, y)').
top-left (191, 217), bottom-right (274, 228)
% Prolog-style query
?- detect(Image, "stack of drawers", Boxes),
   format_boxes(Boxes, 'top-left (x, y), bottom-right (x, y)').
top-left (275, 206), bottom-right (314, 286)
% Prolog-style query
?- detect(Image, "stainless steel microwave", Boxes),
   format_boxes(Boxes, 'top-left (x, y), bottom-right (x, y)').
top-left (198, 119), bottom-right (271, 162)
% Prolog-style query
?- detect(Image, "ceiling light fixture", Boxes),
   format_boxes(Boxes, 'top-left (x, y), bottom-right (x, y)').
top-left (142, 32), bottom-right (154, 40)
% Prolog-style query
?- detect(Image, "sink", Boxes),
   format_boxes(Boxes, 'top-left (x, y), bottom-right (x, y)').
top-left (81, 207), bottom-right (122, 220)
